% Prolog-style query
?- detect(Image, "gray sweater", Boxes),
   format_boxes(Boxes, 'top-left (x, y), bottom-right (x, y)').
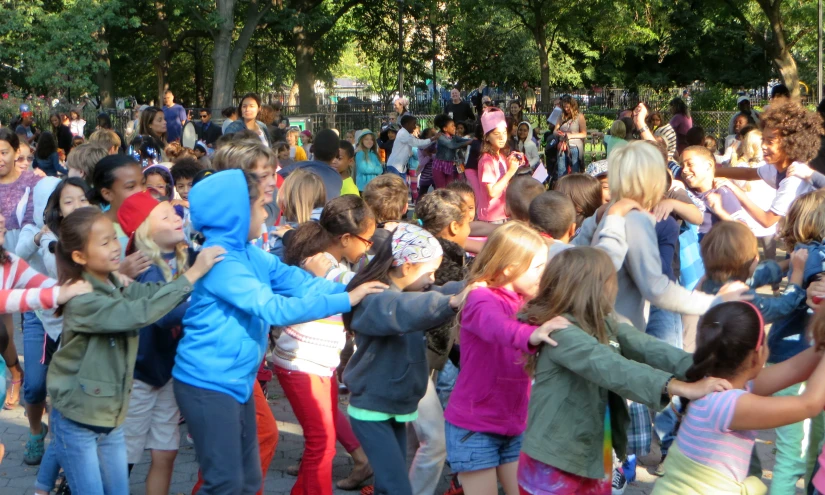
top-left (574, 210), bottom-right (717, 330)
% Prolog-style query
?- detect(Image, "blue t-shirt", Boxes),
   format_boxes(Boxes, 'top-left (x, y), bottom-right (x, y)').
top-left (279, 161), bottom-right (343, 203)
top-left (163, 104), bottom-right (187, 143)
top-left (690, 186), bottom-right (743, 235)
top-left (655, 216), bottom-right (679, 281)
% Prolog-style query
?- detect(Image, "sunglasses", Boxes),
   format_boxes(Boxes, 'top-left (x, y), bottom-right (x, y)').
top-left (200, 114), bottom-right (209, 118)
top-left (16, 156), bottom-right (34, 163)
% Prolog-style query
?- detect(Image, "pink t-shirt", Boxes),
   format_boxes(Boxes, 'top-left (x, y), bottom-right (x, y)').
top-left (477, 153), bottom-right (508, 222)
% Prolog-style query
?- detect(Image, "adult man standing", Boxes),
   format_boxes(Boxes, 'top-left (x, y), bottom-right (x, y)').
top-left (445, 89), bottom-right (475, 123)
top-left (195, 109), bottom-right (222, 148)
top-left (162, 90), bottom-right (187, 143)
top-left (14, 104), bottom-right (39, 144)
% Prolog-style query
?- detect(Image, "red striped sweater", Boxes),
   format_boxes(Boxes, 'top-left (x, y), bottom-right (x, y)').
top-left (0, 253), bottom-right (59, 314)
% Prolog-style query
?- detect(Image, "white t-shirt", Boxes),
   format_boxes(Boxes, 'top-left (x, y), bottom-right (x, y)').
top-left (756, 162), bottom-right (815, 217)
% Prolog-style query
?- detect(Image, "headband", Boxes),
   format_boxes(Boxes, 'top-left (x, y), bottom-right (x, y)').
top-left (391, 223), bottom-right (443, 267)
top-left (742, 301), bottom-right (765, 351)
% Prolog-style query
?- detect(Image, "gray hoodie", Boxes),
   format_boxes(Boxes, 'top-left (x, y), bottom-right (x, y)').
top-left (343, 282), bottom-right (463, 415)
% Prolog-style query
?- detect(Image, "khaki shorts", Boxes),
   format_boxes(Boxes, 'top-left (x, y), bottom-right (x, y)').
top-left (123, 379), bottom-right (181, 464)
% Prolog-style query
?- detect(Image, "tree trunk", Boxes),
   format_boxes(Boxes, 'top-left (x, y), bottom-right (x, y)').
top-left (536, 37), bottom-right (550, 112)
top-left (96, 29), bottom-right (115, 109)
top-left (287, 81), bottom-right (299, 106)
top-left (762, 1), bottom-right (800, 98)
top-left (194, 38), bottom-right (206, 108)
top-left (294, 28), bottom-right (317, 113)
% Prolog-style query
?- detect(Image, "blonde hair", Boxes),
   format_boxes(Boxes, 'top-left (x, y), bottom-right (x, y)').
top-left (133, 218), bottom-right (190, 282)
top-left (609, 120), bottom-right (626, 139)
top-left (277, 169), bottom-right (327, 223)
top-left (608, 140), bottom-right (667, 210)
top-left (89, 129), bottom-right (121, 150)
top-left (356, 130), bottom-right (379, 155)
top-left (212, 139), bottom-right (276, 171)
top-left (700, 221), bottom-right (758, 283)
top-left (521, 247), bottom-right (618, 374)
top-left (780, 189), bottom-right (825, 250)
top-left (65, 143), bottom-right (108, 182)
top-left (738, 130), bottom-right (763, 165)
top-left (466, 221), bottom-right (545, 287)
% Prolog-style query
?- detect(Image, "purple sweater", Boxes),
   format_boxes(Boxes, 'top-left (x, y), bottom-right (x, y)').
top-left (444, 286), bottom-right (537, 436)
top-left (0, 171), bottom-right (39, 231)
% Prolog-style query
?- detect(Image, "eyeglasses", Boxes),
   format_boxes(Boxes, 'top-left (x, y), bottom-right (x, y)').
top-left (349, 233), bottom-right (373, 249)
top-left (200, 114), bottom-right (209, 118)
top-left (16, 156), bottom-right (34, 163)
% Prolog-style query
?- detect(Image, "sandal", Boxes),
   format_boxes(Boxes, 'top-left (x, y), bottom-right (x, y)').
top-left (336, 465), bottom-right (374, 490)
top-left (4, 359), bottom-right (22, 410)
top-left (24, 423), bottom-right (49, 465)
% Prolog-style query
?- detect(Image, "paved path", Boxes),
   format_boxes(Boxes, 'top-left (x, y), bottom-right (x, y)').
top-left (0, 315), bottom-right (803, 494)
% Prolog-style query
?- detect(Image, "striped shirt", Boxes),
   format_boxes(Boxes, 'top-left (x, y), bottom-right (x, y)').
top-left (676, 388), bottom-right (755, 482)
top-left (0, 253), bottom-right (59, 314)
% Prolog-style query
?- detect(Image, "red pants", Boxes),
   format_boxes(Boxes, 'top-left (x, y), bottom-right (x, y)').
top-left (192, 383), bottom-right (278, 495)
top-left (276, 366), bottom-right (360, 495)
top-left (432, 168), bottom-right (457, 189)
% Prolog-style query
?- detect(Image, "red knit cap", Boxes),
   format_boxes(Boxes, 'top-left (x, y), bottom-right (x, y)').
top-left (116, 191), bottom-right (159, 254)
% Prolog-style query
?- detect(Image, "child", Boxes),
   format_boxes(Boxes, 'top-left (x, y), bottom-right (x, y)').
top-left (432, 114), bottom-right (473, 189)
top-left (170, 157), bottom-right (203, 243)
top-left (444, 222), bottom-right (566, 494)
top-left (89, 129), bottom-right (122, 155)
top-left (604, 120), bottom-right (628, 158)
top-left (700, 221), bottom-right (806, 323)
top-left (554, 173), bottom-right (604, 232)
top-left (585, 159), bottom-right (610, 204)
top-left (505, 175), bottom-right (545, 222)
top-left (15, 140), bottom-right (34, 173)
top-left (653, 302), bottom-right (825, 495)
top-left (416, 128), bottom-right (437, 200)
top-left (33, 132), bottom-right (67, 176)
top-left (274, 195), bottom-right (376, 492)
top-left (363, 174), bottom-right (409, 247)
top-left (301, 129), bottom-right (314, 160)
top-left (173, 169), bottom-right (384, 493)
top-left (45, 207), bottom-right (223, 494)
top-left (716, 99), bottom-right (822, 229)
top-left (117, 192), bottom-right (193, 494)
top-left (530, 191), bottom-right (578, 258)
top-left (342, 223), bottom-right (477, 495)
top-left (275, 141), bottom-right (294, 169)
top-left (477, 108), bottom-right (520, 223)
top-left (516, 121), bottom-right (541, 169)
top-left (270, 169), bottom-right (327, 260)
top-left (517, 247), bottom-right (732, 495)
top-left (65, 143), bottom-right (108, 185)
top-left (337, 139), bottom-right (360, 196)
top-left (144, 165), bottom-right (176, 201)
top-left (286, 128), bottom-right (308, 161)
top-left (355, 130), bottom-right (384, 193)
top-left (91, 154), bottom-right (148, 273)
top-left (386, 115), bottom-right (437, 179)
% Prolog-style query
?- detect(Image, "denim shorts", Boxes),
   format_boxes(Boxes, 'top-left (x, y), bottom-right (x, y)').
top-left (445, 420), bottom-right (522, 473)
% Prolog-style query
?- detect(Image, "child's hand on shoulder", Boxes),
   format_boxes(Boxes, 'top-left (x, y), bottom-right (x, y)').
top-left (607, 198), bottom-right (642, 217)
top-left (184, 246), bottom-right (227, 284)
top-left (57, 279), bottom-right (93, 304)
top-left (808, 278), bottom-right (825, 309)
top-left (716, 281), bottom-right (753, 303)
top-left (302, 253), bottom-right (333, 278)
top-left (170, 199), bottom-right (189, 208)
top-left (449, 281), bottom-right (487, 309)
top-left (669, 376), bottom-right (733, 400)
top-left (788, 162), bottom-right (814, 182)
top-left (119, 251), bottom-right (152, 278)
top-left (529, 316), bottom-right (571, 347)
top-left (791, 248), bottom-right (809, 273)
top-left (348, 281), bottom-right (389, 306)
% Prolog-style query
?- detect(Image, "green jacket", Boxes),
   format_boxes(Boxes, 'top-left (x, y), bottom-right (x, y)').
top-left (521, 315), bottom-right (692, 479)
top-left (47, 272), bottom-right (192, 428)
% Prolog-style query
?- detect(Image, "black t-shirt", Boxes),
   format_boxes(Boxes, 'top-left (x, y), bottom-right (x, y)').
top-left (445, 101), bottom-right (475, 123)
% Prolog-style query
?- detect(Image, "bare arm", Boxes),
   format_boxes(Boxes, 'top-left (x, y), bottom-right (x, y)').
top-left (714, 167), bottom-right (760, 181)
top-left (724, 182), bottom-right (782, 228)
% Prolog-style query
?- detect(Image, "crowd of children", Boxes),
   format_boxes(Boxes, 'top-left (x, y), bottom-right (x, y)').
top-left (4, 95), bottom-right (825, 495)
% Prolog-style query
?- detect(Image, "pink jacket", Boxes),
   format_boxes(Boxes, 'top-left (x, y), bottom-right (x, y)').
top-left (444, 286), bottom-right (537, 436)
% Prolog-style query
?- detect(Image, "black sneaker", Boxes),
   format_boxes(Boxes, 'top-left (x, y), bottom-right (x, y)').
top-left (55, 473), bottom-right (71, 495)
top-left (611, 467), bottom-right (627, 495)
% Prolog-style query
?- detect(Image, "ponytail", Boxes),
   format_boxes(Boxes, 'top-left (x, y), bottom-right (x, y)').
top-left (284, 222), bottom-right (334, 266)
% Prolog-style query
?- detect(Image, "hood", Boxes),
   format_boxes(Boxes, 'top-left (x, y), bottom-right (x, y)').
top-left (518, 120), bottom-right (534, 143)
top-left (32, 177), bottom-right (61, 228)
top-left (189, 169), bottom-right (250, 252)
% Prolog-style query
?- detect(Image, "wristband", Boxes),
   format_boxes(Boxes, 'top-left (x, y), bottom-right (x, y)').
top-left (639, 125), bottom-right (650, 133)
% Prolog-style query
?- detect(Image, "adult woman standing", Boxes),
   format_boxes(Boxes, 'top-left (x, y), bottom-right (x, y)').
top-left (138, 107), bottom-right (168, 148)
top-left (0, 128), bottom-right (41, 409)
top-left (394, 97), bottom-right (412, 126)
top-left (224, 93), bottom-right (272, 148)
top-left (49, 113), bottom-right (74, 155)
top-left (668, 97), bottom-right (693, 156)
top-left (556, 95), bottom-right (587, 178)
top-left (69, 110), bottom-right (86, 138)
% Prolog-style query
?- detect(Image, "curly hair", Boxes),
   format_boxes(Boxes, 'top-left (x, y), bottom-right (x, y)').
top-left (759, 99), bottom-right (825, 163)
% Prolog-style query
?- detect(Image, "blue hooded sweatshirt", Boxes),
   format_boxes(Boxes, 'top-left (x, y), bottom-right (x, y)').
top-left (173, 170), bottom-right (352, 403)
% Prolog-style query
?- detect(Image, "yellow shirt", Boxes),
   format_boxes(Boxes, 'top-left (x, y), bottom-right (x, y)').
top-left (341, 177), bottom-right (360, 196)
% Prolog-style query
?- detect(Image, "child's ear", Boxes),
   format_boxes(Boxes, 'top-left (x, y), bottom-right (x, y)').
top-left (401, 203), bottom-right (408, 216)
top-left (100, 187), bottom-right (115, 204)
top-left (567, 224), bottom-right (577, 238)
top-left (71, 250), bottom-right (88, 266)
top-left (448, 220), bottom-right (460, 236)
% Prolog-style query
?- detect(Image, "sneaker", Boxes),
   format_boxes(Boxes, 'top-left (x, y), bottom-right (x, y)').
top-left (611, 467), bottom-right (627, 495)
top-left (623, 454), bottom-right (637, 483)
top-left (55, 472), bottom-right (71, 495)
top-left (23, 424), bottom-right (48, 465)
top-left (653, 455), bottom-right (666, 477)
top-left (443, 474), bottom-right (464, 495)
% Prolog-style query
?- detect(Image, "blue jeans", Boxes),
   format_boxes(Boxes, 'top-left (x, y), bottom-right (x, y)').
top-left (654, 398), bottom-right (681, 457)
top-left (557, 146), bottom-right (581, 178)
top-left (46, 408), bottom-right (128, 495)
top-left (645, 306), bottom-right (683, 349)
top-left (34, 444), bottom-right (62, 492)
top-left (387, 167), bottom-right (408, 182)
top-left (22, 311), bottom-right (57, 405)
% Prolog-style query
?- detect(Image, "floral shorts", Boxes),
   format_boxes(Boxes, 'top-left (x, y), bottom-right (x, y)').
top-left (517, 453), bottom-right (611, 495)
